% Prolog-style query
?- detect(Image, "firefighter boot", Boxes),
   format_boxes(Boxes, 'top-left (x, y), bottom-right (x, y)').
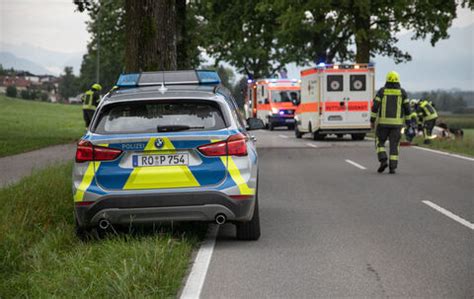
top-left (389, 159), bottom-right (397, 174)
top-left (377, 160), bottom-right (388, 173)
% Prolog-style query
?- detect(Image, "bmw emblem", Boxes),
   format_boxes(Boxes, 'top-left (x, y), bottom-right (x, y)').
top-left (154, 138), bottom-right (164, 148)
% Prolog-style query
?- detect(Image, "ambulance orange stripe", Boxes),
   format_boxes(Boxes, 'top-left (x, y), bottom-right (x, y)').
top-left (297, 102), bottom-right (319, 113)
top-left (348, 101), bottom-right (369, 111)
top-left (301, 69), bottom-right (318, 76)
top-left (324, 102), bottom-right (345, 112)
top-left (323, 69), bottom-right (370, 73)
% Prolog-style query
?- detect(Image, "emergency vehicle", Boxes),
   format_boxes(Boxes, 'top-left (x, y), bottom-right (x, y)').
top-left (245, 78), bottom-right (301, 130)
top-left (295, 63), bottom-right (375, 140)
top-left (73, 70), bottom-right (263, 240)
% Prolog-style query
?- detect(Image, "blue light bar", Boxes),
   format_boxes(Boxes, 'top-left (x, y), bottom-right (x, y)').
top-left (116, 73), bottom-right (140, 87)
top-left (196, 70), bottom-right (221, 85)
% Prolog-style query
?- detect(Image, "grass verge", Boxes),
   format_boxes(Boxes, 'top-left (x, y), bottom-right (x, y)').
top-left (0, 163), bottom-right (206, 298)
top-left (414, 128), bottom-right (474, 157)
top-left (0, 96), bottom-right (85, 157)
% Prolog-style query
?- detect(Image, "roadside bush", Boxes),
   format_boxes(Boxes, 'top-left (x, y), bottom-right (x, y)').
top-left (6, 85), bottom-right (17, 98)
top-left (20, 89), bottom-right (30, 100)
top-left (40, 92), bottom-right (49, 102)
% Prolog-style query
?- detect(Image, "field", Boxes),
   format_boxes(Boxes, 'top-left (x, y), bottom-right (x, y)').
top-left (0, 96), bottom-right (85, 157)
top-left (436, 113), bottom-right (474, 129)
top-left (0, 163), bottom-right (205, 298)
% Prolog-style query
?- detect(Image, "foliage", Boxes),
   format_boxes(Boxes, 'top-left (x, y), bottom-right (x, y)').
top-left (196, 0), bottom-right (291, 78)
top-left (408, 90), bottom-right (471, 113)
top-left (58, 66), bottom-right (80, 101)
top-left (78, 0), bottom-right (126, 93)
top-left (5, 85), bottom-right (17, 98)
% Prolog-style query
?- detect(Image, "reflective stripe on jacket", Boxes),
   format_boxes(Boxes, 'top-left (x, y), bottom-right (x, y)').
top-left (370, 85), bottom-right (415, 127)
top-left (417, 100), bottom-right (438, 122)
top-left (82, 90), bottom-right (97, 110)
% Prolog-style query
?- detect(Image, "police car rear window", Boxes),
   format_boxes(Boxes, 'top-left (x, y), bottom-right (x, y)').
top-left (93, 100), bottom-right (226, 134)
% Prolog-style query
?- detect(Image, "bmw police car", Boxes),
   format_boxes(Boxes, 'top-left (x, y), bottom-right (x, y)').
top-left (73, 70), bottom-right (264, 240)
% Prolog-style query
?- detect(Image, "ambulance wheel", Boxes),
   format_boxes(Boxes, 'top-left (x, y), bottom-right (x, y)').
top-left (313, 132), bottom-right (325, 141)
top-left (295, 126), bottom-right (303, 139)
top-left (336, 134), bottom-right (343, 139)
top-left (236, 195), bottom-right (261, 241)
top-left (351, 133), bottom-right (366, 141)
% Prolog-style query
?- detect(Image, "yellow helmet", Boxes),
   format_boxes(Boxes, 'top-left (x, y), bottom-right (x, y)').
top-left (386, 71), bottom-right (400, 83)
top-left (91, 83), bottom-right (102, 91)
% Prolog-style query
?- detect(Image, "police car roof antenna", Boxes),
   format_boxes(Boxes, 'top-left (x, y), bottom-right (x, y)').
top-left (159, 69), bottom-right (167, 94)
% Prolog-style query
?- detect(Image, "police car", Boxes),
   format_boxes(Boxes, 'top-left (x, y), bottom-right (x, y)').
top-left (73, 70), bottom-right (264, 240)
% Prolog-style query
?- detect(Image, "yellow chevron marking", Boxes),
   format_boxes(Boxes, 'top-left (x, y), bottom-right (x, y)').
top-left (123, 137), bottom-right (199, 189)
top-left (74, 161), bottom-right (101, 202)
top-left (221, 156), bottom-right (255, 195)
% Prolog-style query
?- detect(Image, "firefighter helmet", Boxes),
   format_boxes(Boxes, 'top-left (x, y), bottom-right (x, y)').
top-left (91, 83), bottom-right (102, 91)
top-left (385, 71), bottom-right (400, 83)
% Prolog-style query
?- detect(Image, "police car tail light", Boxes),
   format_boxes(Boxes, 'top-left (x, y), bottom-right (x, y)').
top-left (227, 133), bottom-right (248, 156)
top-left (75, 140), bottom-right (122, 162)
top-left (198, 133), bottom-right (248, 157)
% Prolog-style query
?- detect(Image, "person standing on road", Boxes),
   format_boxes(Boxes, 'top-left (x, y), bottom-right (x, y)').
top-left (415, 98), bottom-right (438, 144)
top-left (370, 71), bottom-right (416, 174)
top-left (82, 83), bottom-right (102, 128)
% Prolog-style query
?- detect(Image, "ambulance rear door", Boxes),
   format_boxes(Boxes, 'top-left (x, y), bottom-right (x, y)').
top-left (321, 71), bottom-right (348, 127)
top-left (344, 70), bottom-right (373, 126)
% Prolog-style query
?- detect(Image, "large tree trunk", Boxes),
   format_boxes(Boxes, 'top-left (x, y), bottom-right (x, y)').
top-left (176, 0), bottom-right (188, 69)
top-left (124, 0), bottom-right (177, 72)
top-left (354, 1), bottom-right (371, 63)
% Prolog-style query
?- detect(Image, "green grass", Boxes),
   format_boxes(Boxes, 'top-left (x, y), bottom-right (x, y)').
top-left (437, 113), bottom-right (474, 129)
top-left (414, 128), bottom-right (474, 157)
top-left (0, 163), bottom-right (206, 298)
top-left (0, 96), bottom-right (85, 157)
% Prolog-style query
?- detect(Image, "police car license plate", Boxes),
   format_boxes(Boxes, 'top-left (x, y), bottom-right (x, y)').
top-left (285, 119), bottom-right (295, 123)
top-left (133, 154), bottom-right (189, 167)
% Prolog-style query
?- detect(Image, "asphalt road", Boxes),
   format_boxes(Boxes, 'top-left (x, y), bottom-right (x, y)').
top-left (200, 129), bottom-right (473, 298)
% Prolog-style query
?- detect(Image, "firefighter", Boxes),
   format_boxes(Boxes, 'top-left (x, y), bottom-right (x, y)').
top-left (370, 71), bottom-right (416, 174)
top-left (415, 98), bottom-right (438, 144)
top-left (82, 83), bottom-right (102, 127)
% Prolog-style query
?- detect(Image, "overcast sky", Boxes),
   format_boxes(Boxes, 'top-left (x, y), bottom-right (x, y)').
top-left (1, 0), bottom-right (473, 54)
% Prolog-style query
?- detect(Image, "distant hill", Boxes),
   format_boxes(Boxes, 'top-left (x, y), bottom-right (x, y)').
top-left (0, 42), bottom-right (83, 75)
top-left (0, 52), bottom-right (51, 75)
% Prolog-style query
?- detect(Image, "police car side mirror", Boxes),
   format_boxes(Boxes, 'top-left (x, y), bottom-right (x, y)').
top-left (246, 118), bottom-right (265, 131)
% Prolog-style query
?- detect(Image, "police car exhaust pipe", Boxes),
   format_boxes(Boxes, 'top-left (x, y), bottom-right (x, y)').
top-left (98, 219), bottom-right (111, 230)
top-left (215, 214), bottom-right (226, 225)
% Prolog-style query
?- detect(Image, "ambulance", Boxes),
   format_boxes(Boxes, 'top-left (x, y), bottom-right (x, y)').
top-left (245, 78), bottom-right (301, 130)
top-left (295, 63), bottom-right (374, 140)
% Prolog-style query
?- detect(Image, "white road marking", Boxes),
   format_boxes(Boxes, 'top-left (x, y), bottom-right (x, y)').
top-left (180, 225), bottom-right (219, 299)
top-left (413, 146), bottom-right (474, 162)
top-left (278, 134), bottom-right (289, 139)
top-left (306, 143), bottom-right (318, 148)
top-left (345, 159), bottom-right (367, 170)
top-left (422, 200), bottom-right (474, 230)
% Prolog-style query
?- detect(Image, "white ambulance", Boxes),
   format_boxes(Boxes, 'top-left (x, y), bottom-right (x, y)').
top-left (295, 63), bottom-right (375, 140)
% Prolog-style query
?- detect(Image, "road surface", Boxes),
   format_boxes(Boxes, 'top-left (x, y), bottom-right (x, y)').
top-left (197, 129), bottom-right (473, 298)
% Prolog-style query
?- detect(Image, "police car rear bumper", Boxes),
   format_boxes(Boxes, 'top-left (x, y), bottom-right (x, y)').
top-left (75, 191), bottom-right (255, 228)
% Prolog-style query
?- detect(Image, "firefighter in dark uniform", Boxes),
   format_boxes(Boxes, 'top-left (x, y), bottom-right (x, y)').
top-left (371, 71), bottom-right (416, 174)
top-left (415, 98), bottom-right (438, 144)
top-left (82, 83), bottom-right (102, 127)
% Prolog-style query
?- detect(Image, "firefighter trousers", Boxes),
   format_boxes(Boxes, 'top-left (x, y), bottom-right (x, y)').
top-left (375, 126), bottom-right (402, 169)
top-left (83, 109), bottom-right (95, 127)
top-left (423, 119), bottom-right (436, 144)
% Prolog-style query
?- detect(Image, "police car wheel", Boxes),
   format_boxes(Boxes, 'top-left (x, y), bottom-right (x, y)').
top-left (313, 132), bottom-right (325, 140)
top-left (287, 124), bottom-right (294, 130)
top-left (236, 193), bottom-right (261, 241)
top-left (269, 123), bottom-right (274, 131)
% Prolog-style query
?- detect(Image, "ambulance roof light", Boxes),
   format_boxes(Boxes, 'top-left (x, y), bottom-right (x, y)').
top-left (247, 79), bottom-right (253, 84)
top-left (317, 62), bottom-right (326, 68)
top-left (354, 64), bottom-right (360, 69)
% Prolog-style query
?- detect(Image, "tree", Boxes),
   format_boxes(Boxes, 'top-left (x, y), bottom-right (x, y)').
top-left (59, 67), bottom-right (79, 101)
top-left (197, 0), bottom-right (291, 79)
top-left (124, 0), bottom-right (177, 72)
top-left (6, 85), bottom-right (17, 98)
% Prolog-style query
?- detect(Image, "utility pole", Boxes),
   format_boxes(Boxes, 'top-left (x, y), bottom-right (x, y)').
top-left (96, 0), bottom-right (100, 83)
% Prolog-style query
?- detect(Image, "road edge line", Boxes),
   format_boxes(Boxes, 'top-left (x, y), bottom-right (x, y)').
top-left (345, 159), bottom-right (367, 170)
top-left (422, 200), bottom-right (474, 230)
top-left (412, 146), bottom-right (474, 162)
top-left (306, 143), bottom-right (318, 148)
top-left (180, 224), bottom-right (219, 299)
